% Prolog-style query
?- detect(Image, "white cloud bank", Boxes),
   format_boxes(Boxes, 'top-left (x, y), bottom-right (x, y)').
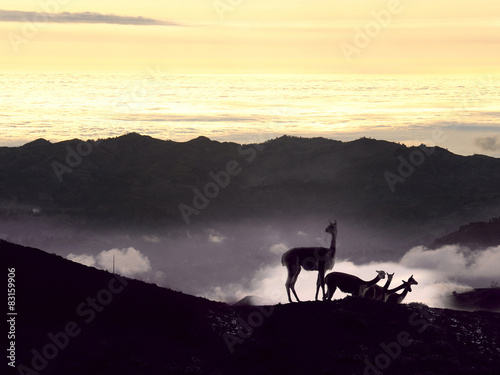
top-left (203, 245), bottom-right (500, 308)
top-left (67, 247), bottom-right (151, 277)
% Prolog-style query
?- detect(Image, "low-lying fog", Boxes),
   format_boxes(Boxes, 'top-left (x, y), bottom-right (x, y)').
top-left (3, 217), bottom-right (498, 309)
top-left (203, 244), bottom-right (500, 308)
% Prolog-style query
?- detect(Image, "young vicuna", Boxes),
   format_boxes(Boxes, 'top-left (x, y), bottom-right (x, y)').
top-left (324, 270), bottom-right (386, 301)
top-left (281, 221), bottom-right (337, 302)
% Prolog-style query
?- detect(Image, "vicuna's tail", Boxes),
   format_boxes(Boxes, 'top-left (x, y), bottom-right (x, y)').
top-left (281, 252), bottom-right (287, 267)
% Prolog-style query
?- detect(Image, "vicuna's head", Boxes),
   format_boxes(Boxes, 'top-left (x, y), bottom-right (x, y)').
top-left (401, 281), bottom-right (414, 293)
top-left (407, 275), bottom-right (418, 286)
top-left (325, 220), bottom-right (337, 237)
top-left (375, 270), bottom-right (386, 279)
top-left (387, 272), bottom-right (395, 282)
top-left (402, 275), bottom-right (418, 292)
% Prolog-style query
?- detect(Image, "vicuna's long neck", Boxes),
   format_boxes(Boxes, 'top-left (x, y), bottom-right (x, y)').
top-left (383, 276), bottom-right (393, 291)
top-left (387, 283), bottom-right (406, 295)
top-left (397, 287), bottom-right (411, 302)
top-left (366, 275), bottom-right (382, 287)
top-left (329, 233), bottom-right (336, 254)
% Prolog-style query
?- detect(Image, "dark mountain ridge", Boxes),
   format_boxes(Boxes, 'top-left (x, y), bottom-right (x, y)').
top-left (2, 239), bottom-right (500, 375)
top-left (2, 133), bottom-right (500, 268)
top-left (2, 133), bottom-right (500, 230)
top-left (450, 288), bottom-right (500, 312)
top-left (432, 217), bottom-right (500, 249)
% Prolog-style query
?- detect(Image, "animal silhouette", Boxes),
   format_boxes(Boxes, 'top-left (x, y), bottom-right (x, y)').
top-left (386, 277), bottom-right (417, 303)
top-left (365, 272), bottom-right (394, 301)
top-left (324, 270), bottom-right (386, 301)
top-left (281, 221), bottom-right (337, 302)
top-left (384, 275), bottom-right (418, 303)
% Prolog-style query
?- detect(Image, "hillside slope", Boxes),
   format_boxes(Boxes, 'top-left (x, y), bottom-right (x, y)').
top-left (2, 240), bottom-right (499, 375)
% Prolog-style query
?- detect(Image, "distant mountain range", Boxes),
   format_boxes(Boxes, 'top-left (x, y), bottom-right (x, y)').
top-left (2, 133), bottom-right (500, 226)
top-left (1, 133), bottom-right (500, 257)
top-left (2, 239), bottom-right (500, 375)
top-left (432, 217), bottom-right (500, 249)
top-left (449, 287), bottom-right (500, 312)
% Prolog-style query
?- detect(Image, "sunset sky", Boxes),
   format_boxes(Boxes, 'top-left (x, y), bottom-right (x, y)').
top-left (1, 0), bottom-right (499, 74)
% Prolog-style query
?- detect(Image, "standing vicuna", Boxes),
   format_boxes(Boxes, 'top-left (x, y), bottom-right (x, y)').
top-left (324, 270), bottom-right (386, 301)
top-left (281, 221), bottom-right (337, 302)
top-left (386, 276), bottom-right (418, 304)
top-left (365, 272), bottom-right (394, 301)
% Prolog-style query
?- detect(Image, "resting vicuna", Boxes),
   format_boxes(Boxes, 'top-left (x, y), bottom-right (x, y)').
top-left (324, 270), bottom-right (386, 301)
top-left (281, 221), bottom-right (337, 302)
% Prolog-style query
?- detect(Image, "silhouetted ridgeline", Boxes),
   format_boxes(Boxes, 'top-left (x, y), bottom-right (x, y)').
top-left (1, 133), bottom-right (500, 232)
top-left (2, 240), bottom-right (500, 375)
top-left (432, 217), bottom-right (500, 249)
top-left (449, 288), bottom-right (500, 312)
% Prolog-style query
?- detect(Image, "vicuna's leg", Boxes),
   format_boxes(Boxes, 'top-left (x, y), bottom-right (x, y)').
top-left (325, 278), bottom-right (336, 301)
top-left (290, 266), bottom-right (301, 302)
top-left (315, 263), bottom-right (326, 301)
top-left (285, 263), bottom-right (301, 302)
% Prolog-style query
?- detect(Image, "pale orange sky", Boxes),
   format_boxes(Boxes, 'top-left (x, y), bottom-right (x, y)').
top-left (0, 0), bottom-right (499, 74)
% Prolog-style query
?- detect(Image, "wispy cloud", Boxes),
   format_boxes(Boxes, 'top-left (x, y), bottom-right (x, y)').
top-left (208, 229), bottom-right (227, 243)
top-left (475, 136), bottom-right (500, 151)
top-left (115, 114), bottom-right (260, 123)
top-left (0, 10), bottom-right (180, 26)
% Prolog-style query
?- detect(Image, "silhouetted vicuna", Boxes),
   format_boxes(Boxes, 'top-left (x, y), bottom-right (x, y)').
top-left (281, 221), bottom-right (337, 302)
top-left (386, 277), bottom-right (417, 304)
top-left (384, 275), bottom-right (418, 303)
top-left (324, 270), bottom-right (386, 301)
top-left (365, 272), bottom-right (394, 301)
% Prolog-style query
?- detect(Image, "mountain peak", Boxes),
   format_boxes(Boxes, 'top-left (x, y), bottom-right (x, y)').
top-left (187, 135), bottom-right (213, 143)
top-left (22, 138), bottom-right (51, 148)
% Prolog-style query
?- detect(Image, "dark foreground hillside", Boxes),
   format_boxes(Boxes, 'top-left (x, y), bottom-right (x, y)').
top-left (2, 240), bottom-right (499, 375)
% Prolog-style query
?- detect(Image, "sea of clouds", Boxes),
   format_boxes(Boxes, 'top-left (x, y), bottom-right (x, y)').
top-left (203, 244), bottom-right (500, 308)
